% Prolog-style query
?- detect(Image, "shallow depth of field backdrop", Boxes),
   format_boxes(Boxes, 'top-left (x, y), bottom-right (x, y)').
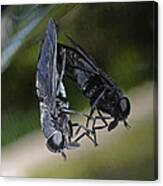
top-left (1, 2), bottom-right (157, 180)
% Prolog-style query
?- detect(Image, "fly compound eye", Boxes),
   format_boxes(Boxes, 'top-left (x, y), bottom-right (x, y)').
top-left (120, 98), bottom-right (127, 112)
top-left (46, 130), bottom-right (64, 152)
top-left (118, 97), bottom-right (130, 118)
top-left (52, 131), bottom-right (63, 146)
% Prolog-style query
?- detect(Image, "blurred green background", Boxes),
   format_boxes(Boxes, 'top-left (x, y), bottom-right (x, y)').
top-left (1, 2), bottom-right (157, 180)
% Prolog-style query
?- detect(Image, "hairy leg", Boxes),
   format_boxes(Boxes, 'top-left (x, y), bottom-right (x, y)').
top-left (73, 131), bottom-right (98, 146)
top-left (70, 121), bottom-right (97, 146)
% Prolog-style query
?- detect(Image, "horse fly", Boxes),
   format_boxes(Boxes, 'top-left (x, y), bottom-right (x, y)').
top-left (57, 34), bottom-right (131, 144)
top-left (36, 20), bottom-right (96, 159)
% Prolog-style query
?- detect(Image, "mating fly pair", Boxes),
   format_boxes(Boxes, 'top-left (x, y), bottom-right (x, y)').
top-left (36, 19), bottom-right (131, 158)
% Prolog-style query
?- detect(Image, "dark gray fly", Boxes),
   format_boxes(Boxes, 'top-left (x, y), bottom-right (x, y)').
top-left (57, 34), bottom-right (131, 142)
top-left (36, 20), bottom-right (96, 158)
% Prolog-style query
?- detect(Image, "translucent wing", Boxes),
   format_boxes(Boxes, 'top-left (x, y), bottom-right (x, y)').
top-left (65, 34), bottom-right (99, 73)
top-left (36, 19), bottom-right (58, 111)
top-left (66, 35), bottom-right (117, 87)
top-left (58, 35), bottom-right (116, 88)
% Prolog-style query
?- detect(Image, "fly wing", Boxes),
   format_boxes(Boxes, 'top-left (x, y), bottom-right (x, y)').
top-left (63, 35), bottom-right (116, 87)
top-left (36, 19), bottom-right (58, 111)
top-left (65, 34), bottom-right (99, 74)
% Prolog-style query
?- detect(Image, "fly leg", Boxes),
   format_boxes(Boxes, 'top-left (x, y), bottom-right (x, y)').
top-left (69, 107), bottom-right (94, 137)
top-left (65, 121), bottom-right (80, 150)
top-left (96, 110), bottom-right (110, 128)
top-left (73, 130), bottom-right (98, 146)
top-left (75, 89), bottom-right (107, 137)
top-left (74, 107), bottom-right (95, 137)
top-left (86, 108), bottom-right (95, 128)
top-left (69, 121), bottom-right (97, 146)
top-left (62, 108), bottom-right (94, 136)
top-left (124, 120), bottom-right (131, 129)
top-left (71, 123), bottom-right (92, 135)
top-left (85, 88), bottom-right (107, 130)
top-left (108, 119), bottom-right (118, 131)
top-left (91, 111), bottom-right (111, 145)
top-left (66, 121), bottom-right (93, 149)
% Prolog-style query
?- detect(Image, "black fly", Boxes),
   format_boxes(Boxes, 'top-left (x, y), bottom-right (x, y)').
top-left (57, 34), bottom-right (131, 141)
top-left (36, 20), bottom-right (96, 159)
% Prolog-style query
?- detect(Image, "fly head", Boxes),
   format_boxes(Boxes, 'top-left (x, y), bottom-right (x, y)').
top-left (46, 130), bottom-right (65, 153)
top-left (107, 97), bottom-right (130, 131)
top-left (116, 97), bottom-right (130, 121)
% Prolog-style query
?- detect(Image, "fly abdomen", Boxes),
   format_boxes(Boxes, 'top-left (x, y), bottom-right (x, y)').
top-left (83, 74), bottom-right (105, 105)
